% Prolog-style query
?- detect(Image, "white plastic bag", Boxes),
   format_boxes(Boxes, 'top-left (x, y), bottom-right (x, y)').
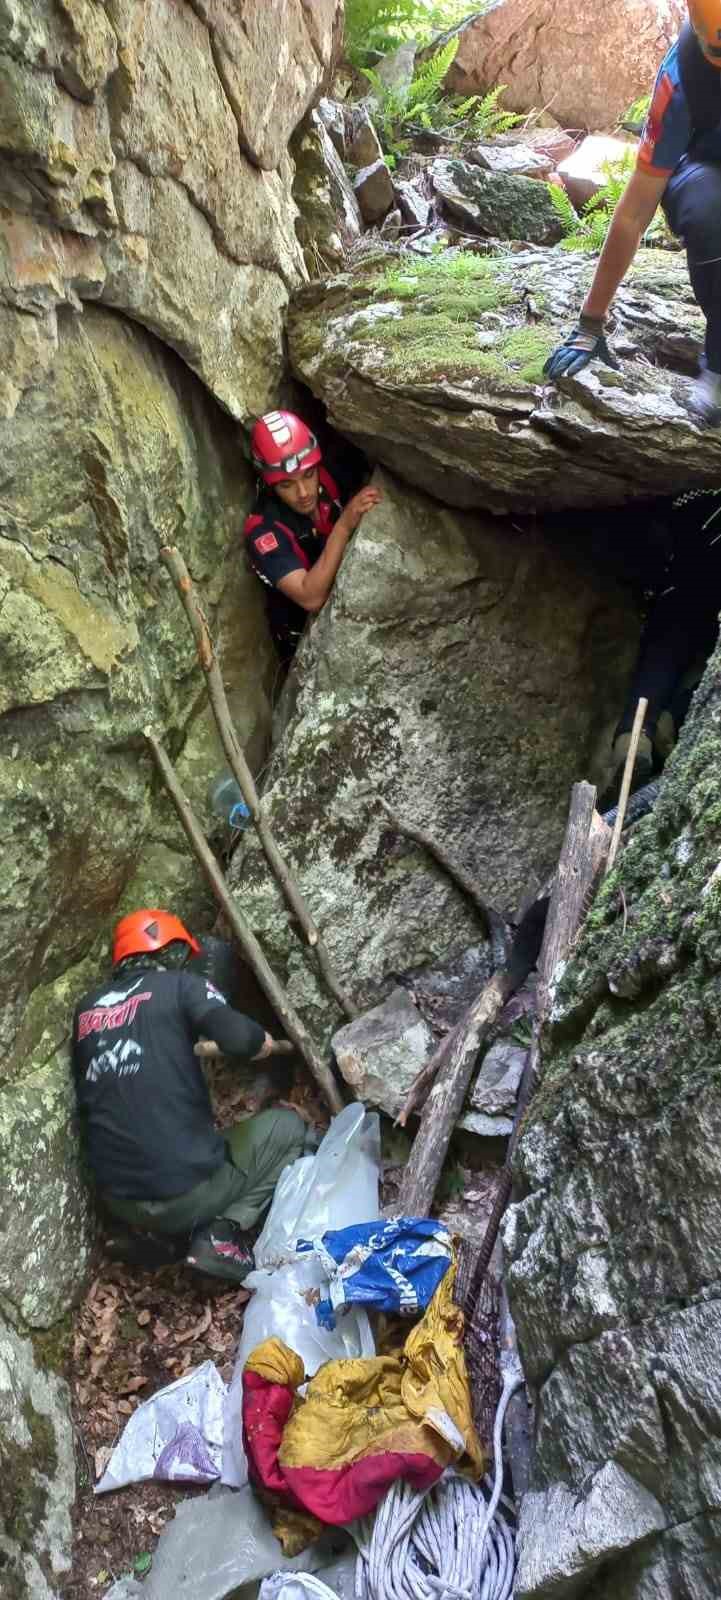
top-left (95, 1361), bottom-right (230, 1494)
top-left (254, 1104), bottom-right (381, 1269)
top-left (234, 1252), bottom-right (375, 1383)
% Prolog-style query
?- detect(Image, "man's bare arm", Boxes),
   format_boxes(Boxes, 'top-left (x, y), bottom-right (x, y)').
top-left (277, 486), bottom-right (381, 614)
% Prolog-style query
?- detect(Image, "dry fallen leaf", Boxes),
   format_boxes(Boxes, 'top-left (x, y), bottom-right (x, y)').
top-left (94, 1445), bottom-right (112, 1480)
top-left (119, 1375), bottom-right (148, 1396)
top-left (175, 1305), bottom-right (212, 1344)
top-left (117, 1399), bottom-right (134, 1416)
top-left (137, 1309), bottom-right (152, 1327)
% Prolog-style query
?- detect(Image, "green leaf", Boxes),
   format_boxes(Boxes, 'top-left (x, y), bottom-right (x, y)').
top-left (134, 1553), bottom-right (153, 1578)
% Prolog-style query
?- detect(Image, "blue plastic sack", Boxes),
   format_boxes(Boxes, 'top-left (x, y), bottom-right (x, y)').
top-left (296, 1218), bottom-right (453, 1330)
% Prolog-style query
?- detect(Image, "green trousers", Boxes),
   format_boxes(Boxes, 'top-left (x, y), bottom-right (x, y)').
top-left (102, 1107), bottom-right (305, 1237)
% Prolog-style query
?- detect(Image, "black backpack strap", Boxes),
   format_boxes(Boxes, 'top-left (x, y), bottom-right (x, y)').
top-left (678, 19), bottom-right (721, 136)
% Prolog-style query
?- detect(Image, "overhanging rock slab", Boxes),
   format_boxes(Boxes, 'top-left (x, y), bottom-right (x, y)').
top-left (288, 246), bottom-right (717, 515)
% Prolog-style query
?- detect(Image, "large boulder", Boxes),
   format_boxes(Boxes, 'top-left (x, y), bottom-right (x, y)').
top-left (0, 1316), bottom-right (75, 1598)
top-left (229, 468), bottom-right (638, 1043)
top-left (0, 0), bottom-right (340, 419)
top-left (436, 0), bottom-right (686, 134)
top-left (0, 305), bottom-right (275, 1326)
top-left (287, 245), bottom-right (720, 516)
top-left (503, 632), bottom-right (721, 1597)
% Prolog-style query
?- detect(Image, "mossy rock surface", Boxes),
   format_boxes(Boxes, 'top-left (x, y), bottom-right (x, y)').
top-left (506, 631), bottom-right (721, 1599)
top-left (288, 245), bottom-right (719, 516)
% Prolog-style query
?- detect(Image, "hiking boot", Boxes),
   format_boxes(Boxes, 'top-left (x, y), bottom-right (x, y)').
top-left (600, 730), bottom-right (654, 812)
top-left (187, 1219), bottom-right (254, 1285)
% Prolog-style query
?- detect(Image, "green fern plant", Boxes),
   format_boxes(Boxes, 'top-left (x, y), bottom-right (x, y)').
top-left (345, 0), bottom-right (489, 62)
top-left (547, 150), bottom-right (636, 253)
top-left (447, 84), bottom-right (521, 139)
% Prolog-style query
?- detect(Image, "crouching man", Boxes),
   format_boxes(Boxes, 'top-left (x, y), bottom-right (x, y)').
top-left (72, 909), bottom-right (305, 1283)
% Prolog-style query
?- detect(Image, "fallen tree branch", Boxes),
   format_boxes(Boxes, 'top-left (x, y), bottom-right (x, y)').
top-left (377, 796), bottom-right (509, 955)
top-left (397, 897), bottom-right (548, 1215)
top-left (146, 731), bottom-right (344, 1115)
top-left (159, 544), bottom-right (357, 1022)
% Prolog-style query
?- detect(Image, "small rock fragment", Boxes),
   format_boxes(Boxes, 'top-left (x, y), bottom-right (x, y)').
top-left (557, 133), bottom-right (636, 210)
top-left (354, 158), bottom-right (395, 225)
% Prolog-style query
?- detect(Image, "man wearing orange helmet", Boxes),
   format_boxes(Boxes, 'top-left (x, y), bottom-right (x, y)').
top-left (245, 410), bottom-right (381, 666)
top-left (545, 3), bottom-right (721, 426)
top-left (72, 909), bottom-right (306, 1283)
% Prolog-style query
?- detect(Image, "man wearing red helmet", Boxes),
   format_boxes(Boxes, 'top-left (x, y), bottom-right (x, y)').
top-left (545, 3), bottom-right (721, 426)
top-left (245, 410), bottom-right (381, 666)
top-left (72, 909), bottom-right (306, 1283)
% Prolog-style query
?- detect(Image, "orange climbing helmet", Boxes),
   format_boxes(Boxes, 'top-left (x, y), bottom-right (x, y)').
top-left (250, 410), bottom-right (322, 485)
top-left (688, 0), bottom-right (721, 64)
top-left (112, 909), bottom-right (200, 966)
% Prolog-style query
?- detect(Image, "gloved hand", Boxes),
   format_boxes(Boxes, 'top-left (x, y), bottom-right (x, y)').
top-left (543, 313), bottom-right (620, 380)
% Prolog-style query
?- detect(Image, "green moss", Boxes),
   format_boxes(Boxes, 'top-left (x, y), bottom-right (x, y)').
top-left (0, 1401), bottom-right (56, 1552)
top-left (30, 1316), bottom-right (73, 1379)
top-left (340, 253), bottom-right (559, 386)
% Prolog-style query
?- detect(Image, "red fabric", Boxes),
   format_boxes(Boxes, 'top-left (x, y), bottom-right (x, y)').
top-left (243, 1371), bottom-right (303, 1504)
top-left (242, 1367), bottom-right (444, 1526)
top-left (281, 1454), bottom-right (443, 1525)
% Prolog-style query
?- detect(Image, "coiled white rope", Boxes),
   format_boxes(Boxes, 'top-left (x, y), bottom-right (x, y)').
top-left (352, 1358), bottom-right (521, 1600)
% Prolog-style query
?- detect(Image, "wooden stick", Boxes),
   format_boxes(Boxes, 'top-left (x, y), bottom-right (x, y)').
top-left (146, 731), bottom-right (344, 1114)
top-left (398, 970), bottom-right (514, 1217)
top-left (194, 1039), bottom-right (294, 1059)
top-left (606, 697), bottom-right (649, 876)
top-left (159, 545), bottom-right (357, 1022)
top-left (377, 797), bottom-right (508, 952)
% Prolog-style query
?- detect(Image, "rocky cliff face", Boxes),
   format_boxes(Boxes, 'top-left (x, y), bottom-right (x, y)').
top-left (505, 637), bottom-right (721, 1598)
top-left (0, 4), bottom-right (341, 1589)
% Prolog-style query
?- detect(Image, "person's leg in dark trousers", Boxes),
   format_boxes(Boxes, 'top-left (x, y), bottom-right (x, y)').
top-left (663, 159), bottom-right (721, 419)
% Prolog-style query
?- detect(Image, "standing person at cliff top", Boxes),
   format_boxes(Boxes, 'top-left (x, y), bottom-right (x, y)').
top-left (245, 410), bottom-right (381, 668)
top-left (544, 2), bottom-right (721, 426)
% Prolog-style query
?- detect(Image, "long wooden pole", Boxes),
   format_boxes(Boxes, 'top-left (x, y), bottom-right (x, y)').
top-left (606, 697), bottom-right (649, 875)
top-left (146, 732), bottom-right (344, 1114)
top-left (159, 545), bottom-right (357, 1022)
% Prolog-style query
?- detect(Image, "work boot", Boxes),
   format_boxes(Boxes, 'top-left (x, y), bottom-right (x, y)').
top-left (600, 730), bottom-right (654, 812)
top-left (187, 1218), bottom-right (254, 1285)
top-left (687, 367), bottom-right (721, 427)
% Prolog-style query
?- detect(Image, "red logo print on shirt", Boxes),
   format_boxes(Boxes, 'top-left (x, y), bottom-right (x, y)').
top-left (255, 532), bottom-right (279, 555)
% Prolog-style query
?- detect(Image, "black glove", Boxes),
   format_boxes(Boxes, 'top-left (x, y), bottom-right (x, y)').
top-left (543, 313), bottom-right (620, 380)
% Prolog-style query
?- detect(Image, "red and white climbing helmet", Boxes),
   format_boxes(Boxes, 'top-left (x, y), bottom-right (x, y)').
top-left (250, 410), bottom-right (322, 484)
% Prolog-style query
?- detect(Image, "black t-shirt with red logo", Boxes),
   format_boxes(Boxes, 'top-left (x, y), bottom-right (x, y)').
top-left (245, 462), bottom-right (354, 666)
top-left (72, 968), bottom-right (265, 1200)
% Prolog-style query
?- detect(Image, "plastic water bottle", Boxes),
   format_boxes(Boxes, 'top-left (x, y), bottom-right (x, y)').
top-left (208, 771), bottom-right (252, 830)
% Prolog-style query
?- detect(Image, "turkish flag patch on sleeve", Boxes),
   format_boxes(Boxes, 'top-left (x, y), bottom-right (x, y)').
top-left (255, 531), bottom-right (279, 555)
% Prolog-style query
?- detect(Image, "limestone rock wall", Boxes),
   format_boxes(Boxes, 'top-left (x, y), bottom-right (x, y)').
top-left (0, 0), bottom-right (342, 420)
top-left (505, 636), bottom-right (721, 1597)
top-left (0, 0), bottom-right (342, 1337)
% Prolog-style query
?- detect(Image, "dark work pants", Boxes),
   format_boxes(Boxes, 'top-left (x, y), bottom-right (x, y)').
top-left (102, 1107), bottom-right (306, 1237)
top-left (663, 158), bottom-right (721, 373)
